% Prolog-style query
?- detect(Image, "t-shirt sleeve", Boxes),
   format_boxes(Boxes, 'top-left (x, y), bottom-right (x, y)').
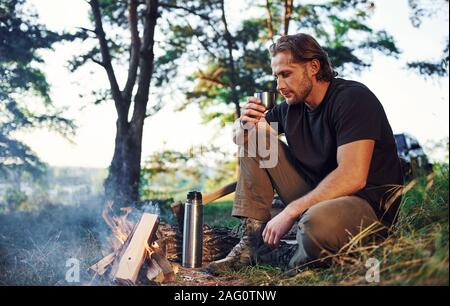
top-left (264, 104), bottom-right (285, 135)
top-left (333, 86), bottom-right (384, 146)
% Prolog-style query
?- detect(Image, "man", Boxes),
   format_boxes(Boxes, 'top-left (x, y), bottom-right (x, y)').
top-left (206, 33), bottom-right (403, 275)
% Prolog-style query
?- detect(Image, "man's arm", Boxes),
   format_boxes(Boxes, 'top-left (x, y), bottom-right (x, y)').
top-left (233, 96), bottom-right (275, 145)
top-left (232, 118), bottom-right (274, 145)
top-left (262, 139), bottom-right (375, 248)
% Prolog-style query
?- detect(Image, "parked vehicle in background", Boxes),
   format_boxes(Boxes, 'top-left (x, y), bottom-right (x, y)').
top-left (394, 133), bottom-right (433, 180)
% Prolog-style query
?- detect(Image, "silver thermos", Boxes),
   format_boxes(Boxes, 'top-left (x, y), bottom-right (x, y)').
top-left (182, 191), bottom-right (203, 268)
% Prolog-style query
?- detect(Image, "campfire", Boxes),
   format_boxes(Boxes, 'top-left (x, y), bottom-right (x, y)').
top-left (89, 199), bottom-right (240, 285)
top-left (88, 201), bottom-right (175, 284)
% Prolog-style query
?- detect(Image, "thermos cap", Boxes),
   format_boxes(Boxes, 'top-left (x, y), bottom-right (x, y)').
top-left (187, 191), bottom-right (202, 201)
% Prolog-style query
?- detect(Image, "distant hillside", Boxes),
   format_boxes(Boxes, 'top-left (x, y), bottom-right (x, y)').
top-left (0, 167), bottom-right (108, 210)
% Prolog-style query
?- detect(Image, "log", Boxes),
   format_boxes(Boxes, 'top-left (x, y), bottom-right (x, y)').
top-left (202, 181), bottom-right (237, 205)
top-left (89, 252), bottom-right (116, 276)
top-left (89, 226), bottom-right (135, 279)
top-left (170, 181), bottom-right (237, 231)
top-left (156, 223), bottom-right (240, 263)
top-left (145, 240), bottom-right (175, 283)
top-left (113, 213), bottom-right (160, 284)
top-left (146, 258), bottom-right (164, 283)
top-left (170, 200), bottom-right (184, 230)
top-left (152, 250), bottom-right (175, 283)
top-left (109, 224), bottom-right (135, 280)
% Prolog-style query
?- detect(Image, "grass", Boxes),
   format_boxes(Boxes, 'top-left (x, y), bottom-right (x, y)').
top-left (0, 200), bottom-right (107, 285)
top-left (204, 200), bottom-right (240, 228)
top-left (0, 165), bottom-right (447, 285)
top-left (202, 165), bottom-right (449, 286)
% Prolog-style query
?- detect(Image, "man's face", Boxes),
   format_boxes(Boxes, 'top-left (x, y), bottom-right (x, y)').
top-left (271, 51), bottom-right (313, 105)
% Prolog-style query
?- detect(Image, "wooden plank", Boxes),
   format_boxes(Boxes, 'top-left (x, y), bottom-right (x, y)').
top-left (113, 213), bottom-right (159, 284)
top-left (89, 252), bottom-right (116, 276)
top-left (170, 181), bottom-right (237, 230)
top-left (146, 258), bottom-right (164, 283)
top-left (151, 243), bottom-right (175, 283)
top-left (109, 225), bottom-right (135, 280)
top-left (202, 181), bottom-right (237, 205)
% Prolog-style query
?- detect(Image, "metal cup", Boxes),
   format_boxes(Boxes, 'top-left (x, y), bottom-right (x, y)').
top-left (254, 91), bottom-right (276, 110)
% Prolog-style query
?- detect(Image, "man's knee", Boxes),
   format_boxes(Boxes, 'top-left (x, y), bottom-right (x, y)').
top-left (296, 207), bottom-right (336, 261)
top-left (296, 197), bottom-right (379, 260)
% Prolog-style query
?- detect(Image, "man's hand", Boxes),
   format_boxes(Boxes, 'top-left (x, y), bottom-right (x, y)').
top-left (233, 96), bottom-right (270, 145)
top-left (241, 96), bottom-right (267, 126)
top-left (262, 210), bottom-right (297, 248)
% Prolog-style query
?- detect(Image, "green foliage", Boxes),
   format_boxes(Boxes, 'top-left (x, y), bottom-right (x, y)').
top-left (140, 148), bottom-right (203, 200)
top-left (301, 1), bottom-right (400, 72)
top-left (203, 158), bottom-right (236, 192)
top-left (211, 165), bottom-right (449, 285)
top-left (406, 0), bottom-right (449, 77)
top-left (396, 164), bottom-right (449, 233)
top-left (162, 0), bottom-right (401, 127)
top-left (407, 55), bottom-right (449, 77)
top-left (157, 0), bottom-right (277, 126)
top-left (0, 0), bottom-right (76, 179)
top-left (140, 145), bottom-right (236, 200)
top-left (2, 188), bottom-right (28, 212)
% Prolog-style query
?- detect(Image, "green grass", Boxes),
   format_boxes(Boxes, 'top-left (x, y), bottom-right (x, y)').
top-left (204, 200), bottom-right (240, 228)
top-left (1, 165), bottom-right (447, 285)
top-left (204, 165), bottom-right (449, 286)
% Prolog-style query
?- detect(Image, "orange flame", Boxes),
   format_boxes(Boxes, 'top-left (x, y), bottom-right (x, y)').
top-left (102, 201), bottom-right (135, 251)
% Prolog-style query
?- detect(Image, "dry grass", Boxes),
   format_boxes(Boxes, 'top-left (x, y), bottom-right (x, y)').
top-left (0, 165), bottom-right (447, 286)
top-left (215, 165), bottom-right (449, 286)
top-left (0, 202), bottom-right (106, 285)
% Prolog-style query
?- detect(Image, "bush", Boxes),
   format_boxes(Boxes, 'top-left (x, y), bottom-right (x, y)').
top-left (2, 188), bottom-right (29, 212)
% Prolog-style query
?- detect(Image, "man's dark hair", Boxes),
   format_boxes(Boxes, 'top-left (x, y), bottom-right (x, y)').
top-left (269, 33), bottom-right (337, 81)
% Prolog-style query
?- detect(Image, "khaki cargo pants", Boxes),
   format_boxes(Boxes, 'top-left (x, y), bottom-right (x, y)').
top-left (232, 133), bottom-right (379, 269)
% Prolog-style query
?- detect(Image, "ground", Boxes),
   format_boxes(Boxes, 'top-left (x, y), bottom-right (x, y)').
top-left (0, 165), bottom-right (448, 286)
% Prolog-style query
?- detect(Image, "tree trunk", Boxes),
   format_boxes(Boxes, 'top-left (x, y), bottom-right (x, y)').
top-left (91, 0), bottom-right (159, 208)
top-left (283, 0), bottom-right (293, 36)
top-left (104, 119), bottom-right (144, 207)
top-left (266, 0), bottom-right (275, 43)
top-left (219, 0), bottom-right (241, 120)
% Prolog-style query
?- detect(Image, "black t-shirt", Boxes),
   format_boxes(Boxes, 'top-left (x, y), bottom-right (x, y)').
top-left (265, 78), bottom-right (404, 226)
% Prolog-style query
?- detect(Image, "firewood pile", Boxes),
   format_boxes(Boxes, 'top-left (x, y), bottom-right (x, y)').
top-left (89, 202), bottom-right (240, 285)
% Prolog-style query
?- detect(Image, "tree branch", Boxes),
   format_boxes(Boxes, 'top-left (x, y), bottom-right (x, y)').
top-left (199, 75), bottom-right (225, 86)
top-left (89, 0), bottom-right (123, 116)
top-left (77, 26), bottom-right (97, 35)
top-left (184, 21), bottom-right (219, 60)
top-left (159, 2), bottom-right (209, 20)
top-left (132, 0), bottom-right (159, 124)
top-left (123, 0), bottom-right (141, 102)
top-left (144, 102), bottom-right (162, 118)
top-left (283, 0), bottom-right (293, 36)
top-left (265, 0), bottom-right (275, 43)
top-left (164, 3), bottom-right (222, 39)
top-left (219, 0), bottom-right (240, 118)
top-left (91, 58), bottom-right (105, 67)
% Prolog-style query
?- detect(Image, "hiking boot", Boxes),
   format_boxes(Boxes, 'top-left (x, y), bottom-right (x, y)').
top-left (206, 218), bottom-right (265, 275)
top-left (258, 241), bottom-right (299, 271)
top-left (258, 240), bottom-right (330, 275)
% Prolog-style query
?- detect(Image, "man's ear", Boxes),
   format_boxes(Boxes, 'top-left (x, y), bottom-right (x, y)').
top-left (309, 59), bottom-right (321, 77)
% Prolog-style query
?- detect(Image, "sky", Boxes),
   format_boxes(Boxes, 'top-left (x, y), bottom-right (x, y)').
top-left (16, 0), bottom-right (450, 168)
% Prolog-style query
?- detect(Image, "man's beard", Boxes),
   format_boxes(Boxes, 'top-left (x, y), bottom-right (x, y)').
top-left (288, 72), bottom-right (313, 105)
